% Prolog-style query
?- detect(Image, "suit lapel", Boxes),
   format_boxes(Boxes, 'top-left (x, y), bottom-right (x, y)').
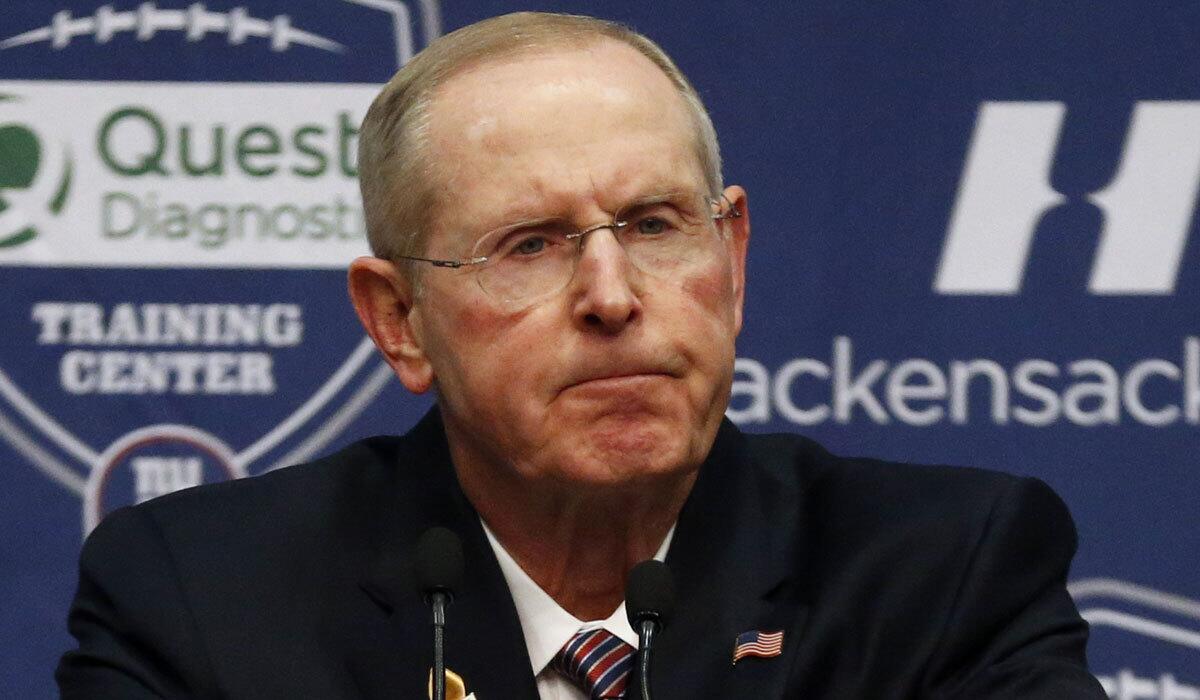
top-left (345, 412), bottom-right (813, 699)
top-left (347, 410), bottom-right (539, 700)
top-left (654, 421), bottom-right (812, 700)
top-left (440, 512), bottom-right (540, 700)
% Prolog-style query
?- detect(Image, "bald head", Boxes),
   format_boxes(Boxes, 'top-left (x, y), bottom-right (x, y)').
top-left (422, 41), bottom-right (704, 256)
top-left (357, 12), bottom-right (722, 267)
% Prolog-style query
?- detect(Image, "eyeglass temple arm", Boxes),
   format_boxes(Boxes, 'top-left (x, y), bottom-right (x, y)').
top-left (714, 193), bottom-right (742, 219)
top-left (391, 254), bottom-right (489, 269)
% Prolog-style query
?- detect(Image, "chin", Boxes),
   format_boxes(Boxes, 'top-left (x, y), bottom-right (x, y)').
top-left (552, 420), bottom-right (695, 486)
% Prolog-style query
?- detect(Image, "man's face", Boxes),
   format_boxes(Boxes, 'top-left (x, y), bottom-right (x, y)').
top-left (406, 41), bottom-right (748, 492)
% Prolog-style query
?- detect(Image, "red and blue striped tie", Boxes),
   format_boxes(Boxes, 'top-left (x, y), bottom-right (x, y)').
top-left (552, 627), bottom-right (635, 699)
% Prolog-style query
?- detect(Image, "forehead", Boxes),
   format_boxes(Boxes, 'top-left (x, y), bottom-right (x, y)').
top-left (424, 41), bottom-right (703, 230)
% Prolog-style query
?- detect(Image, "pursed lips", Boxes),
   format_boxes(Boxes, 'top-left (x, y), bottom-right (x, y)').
top-left (558, 368), bottom-right (677, 396)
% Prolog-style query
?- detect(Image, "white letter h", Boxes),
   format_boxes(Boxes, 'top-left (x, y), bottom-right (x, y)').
top-left (936, 101), bottom-right (1200, 295)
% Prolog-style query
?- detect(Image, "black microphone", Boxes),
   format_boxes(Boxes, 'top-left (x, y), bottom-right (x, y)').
top-left (415, 527), bottom-right (464, 700)
top-left (625, 560), bottom-right (676, 700)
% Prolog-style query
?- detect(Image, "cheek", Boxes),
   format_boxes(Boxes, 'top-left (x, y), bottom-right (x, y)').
top-left (672, 264), bottom-right (739, 404)
top-left (437, 298), bottom-right (553, 402)
top-left (677, 260), bottom-right (738, 332)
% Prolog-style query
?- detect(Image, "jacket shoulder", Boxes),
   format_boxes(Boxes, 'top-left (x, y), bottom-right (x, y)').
top-left (736, 434), bottom-right (1096, 696)
top-left (740, 430), bottom-right (1071, 546)
top-left (136, 435), bottom-right (405, 522)
top-left (80, 434), bottom-right (421, 582)
top-left (61, 434), bottom-right (426, 698)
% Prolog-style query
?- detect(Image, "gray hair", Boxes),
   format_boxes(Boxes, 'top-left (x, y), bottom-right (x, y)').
top-left (357, 11), bottom-right (723, 269)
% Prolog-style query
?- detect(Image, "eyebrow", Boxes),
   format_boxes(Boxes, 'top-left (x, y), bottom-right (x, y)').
top-left (620, 191), bottom-right (691, 208)
top-left (489, 184), bottom-right (698, 228)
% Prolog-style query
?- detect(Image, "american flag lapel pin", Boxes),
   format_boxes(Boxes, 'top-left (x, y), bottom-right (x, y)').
top-left (731, 629), bottom-right (785, 666)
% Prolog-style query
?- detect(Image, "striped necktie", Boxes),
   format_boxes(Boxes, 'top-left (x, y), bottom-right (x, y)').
top-left (552, 627), bottom-right (636, 699)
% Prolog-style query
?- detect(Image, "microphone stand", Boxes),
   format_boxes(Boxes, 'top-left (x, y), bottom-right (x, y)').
top-left (431, 591), bottom-right (448, 700)
top-left (635, 616), bottom-right (660, 700)
top-left (625, 560), bottom-right (674, 700)
top-left (416, 526), bottom-right (463, 700)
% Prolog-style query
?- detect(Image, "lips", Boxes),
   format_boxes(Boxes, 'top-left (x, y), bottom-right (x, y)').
top-left (558, 373), bottom-right (671, 403)
top-left (558, 356), bottom-right (684, 396)
top-left (570, 372), bottom-right (669, 387)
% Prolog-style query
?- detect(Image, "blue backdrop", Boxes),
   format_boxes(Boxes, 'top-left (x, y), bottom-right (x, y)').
top-left (2, 2), bottom-right (1197, 696)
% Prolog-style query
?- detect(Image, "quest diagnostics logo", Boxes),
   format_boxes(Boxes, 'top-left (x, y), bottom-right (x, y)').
top-left (0, 0), bottom-right (444, 268)
top-left (0, 96), bottom-right (73, 249)
top-left (0, 81), bottom-right (376, 268)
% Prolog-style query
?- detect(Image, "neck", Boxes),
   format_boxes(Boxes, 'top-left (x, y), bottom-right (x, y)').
top-left (453, 446), bottom-right (696, 621)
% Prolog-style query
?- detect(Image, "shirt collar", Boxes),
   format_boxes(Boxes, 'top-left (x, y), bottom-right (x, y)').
top-left (481, 520), bottom-right (675, 677)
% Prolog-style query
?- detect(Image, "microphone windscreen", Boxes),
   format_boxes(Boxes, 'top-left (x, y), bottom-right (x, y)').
top-left (625, 560), bottom-right (676, 629)
top-left (415, 526), bottom-right (465, 596)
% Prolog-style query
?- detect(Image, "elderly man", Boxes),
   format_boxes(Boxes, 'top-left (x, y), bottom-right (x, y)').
top-left (58, 12), bottom-right (1105, 700)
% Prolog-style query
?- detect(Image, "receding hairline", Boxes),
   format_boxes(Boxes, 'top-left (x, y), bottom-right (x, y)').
top-left (421, 38), bottom-right (706, 200)
top-left (357, 12), bottom-right (723, 268)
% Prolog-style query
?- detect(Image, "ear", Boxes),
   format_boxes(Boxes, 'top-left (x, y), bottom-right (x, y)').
top-left (720, 185), bottom-right (750, 335)
top-left (347, 256), bottom-right (434, 394)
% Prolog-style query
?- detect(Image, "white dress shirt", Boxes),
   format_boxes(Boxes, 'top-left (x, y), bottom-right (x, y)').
top-left (481, 521), bottom-right (675, 700)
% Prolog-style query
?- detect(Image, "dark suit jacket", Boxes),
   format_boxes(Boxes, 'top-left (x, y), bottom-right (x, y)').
top-left (58, 410), bottom-right (1105, 699)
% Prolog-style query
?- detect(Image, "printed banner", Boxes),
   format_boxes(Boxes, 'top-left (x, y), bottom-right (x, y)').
top-left (1, 2), bottom-right (1194, 697)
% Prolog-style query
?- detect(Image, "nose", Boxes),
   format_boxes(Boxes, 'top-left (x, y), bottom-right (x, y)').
top-left (569, 227), bottom-right (642, 333)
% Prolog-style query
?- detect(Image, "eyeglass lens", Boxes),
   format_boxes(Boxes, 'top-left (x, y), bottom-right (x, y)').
top-left (469, 192), bottom-right (727, 304)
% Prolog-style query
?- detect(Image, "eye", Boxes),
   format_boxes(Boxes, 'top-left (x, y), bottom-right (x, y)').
top-left (513, 236), bottom-right (547, 255)
top-left (635, 217), bottom-right (669, 235)
top-left (491, 223), bottom-right (570, 258)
